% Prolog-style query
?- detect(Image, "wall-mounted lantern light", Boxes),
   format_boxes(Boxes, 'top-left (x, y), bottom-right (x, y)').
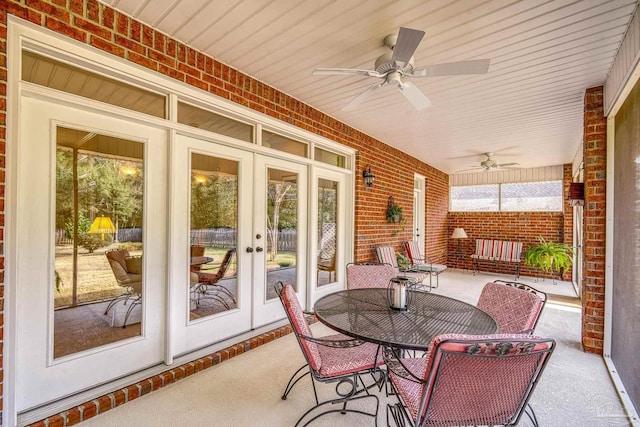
top-left (362, 165), bottom-right (375, 190)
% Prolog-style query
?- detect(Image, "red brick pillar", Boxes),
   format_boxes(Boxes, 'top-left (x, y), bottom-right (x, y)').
top-left (582, 86), bottom-right (606, 354)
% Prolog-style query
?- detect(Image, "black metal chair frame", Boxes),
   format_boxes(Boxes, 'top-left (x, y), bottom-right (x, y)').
top-left (275, 282), bottom-right (384, 427)
top-left (192, 248), bottom-right (237, 309)
top-left (384, 336), bottom-right (556, 427)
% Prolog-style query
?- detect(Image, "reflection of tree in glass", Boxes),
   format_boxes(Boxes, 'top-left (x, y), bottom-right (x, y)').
top-left (190, 176), bottom-right (238, 229)
top-left (267, 182), bottom-right (297, 261)
top-left (56, 149), bottom-right (144, 245)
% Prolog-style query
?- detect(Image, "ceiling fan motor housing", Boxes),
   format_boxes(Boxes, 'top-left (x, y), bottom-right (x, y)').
top-left (481, 159), bottom-right (497, 169)
top-left (375, 53), bottom-right (414, 74)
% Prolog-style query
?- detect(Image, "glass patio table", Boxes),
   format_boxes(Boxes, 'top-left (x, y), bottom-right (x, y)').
top-left (314, 288), bottom-right (498, 351)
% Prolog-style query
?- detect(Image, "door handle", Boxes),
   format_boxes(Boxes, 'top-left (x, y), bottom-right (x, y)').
top-left (246, 247), bottom-right (254, 253)
top-left (256, 247), bottom-right (264, 253)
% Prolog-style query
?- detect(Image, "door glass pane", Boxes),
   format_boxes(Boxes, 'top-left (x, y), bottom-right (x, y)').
top-left (54, 127), bottom-right (144, 358)
top-left (266, 168), bottom-right (298, 299)
top-left (317, 178), bottom-right (338, 286)
top-left (189, 153), bottom-right (238, 320)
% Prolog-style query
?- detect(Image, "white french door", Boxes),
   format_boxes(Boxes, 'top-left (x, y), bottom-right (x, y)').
top-left (168, 134), bottom-right (254, 356)
top-left (308, 167), bottom-right (348, 305)
top-left (252, 156), bottom-right (308, 328)
top-left (14, 97), bottom-right (167, 411)
top-left (169, 134), bottom-right (308, 354)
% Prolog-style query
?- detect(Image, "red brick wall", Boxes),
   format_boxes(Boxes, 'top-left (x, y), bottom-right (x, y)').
top-left (0, 1), bottom-right (449, 423)
top-left (582, 86), bottom-right (607, 354)
top-left (447, 163), bottom-right (573, 280)
top-left (447, 211), bottom-right (567, 278)
top-left (355, 148), bottom-right (448, 264)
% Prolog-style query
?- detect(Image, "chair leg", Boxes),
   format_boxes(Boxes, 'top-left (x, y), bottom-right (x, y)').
top-left (294, 374), bottom-right (379, 427)
top-left (121, 296), bottom-right (141, 328)
top-left (201, 285), bottom-right (233, 309)
top-left (524, 404), bottom-right (539, 427)
top-left (210, 284), bottom-right (236, 304)
top-left (103, 293), bottom-right (132, 315)
top-left (281, 364), bottom-right (310, 400)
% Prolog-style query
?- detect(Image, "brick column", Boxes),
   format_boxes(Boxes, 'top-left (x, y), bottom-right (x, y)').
top-left (582, 86), bottom-right (607, 354)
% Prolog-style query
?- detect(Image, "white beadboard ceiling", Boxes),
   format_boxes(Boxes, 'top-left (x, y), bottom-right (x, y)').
top-left (102, 0), bottom-right (638, 175)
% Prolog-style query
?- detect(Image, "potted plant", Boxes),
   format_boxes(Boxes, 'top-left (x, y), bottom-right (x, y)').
top-left (386, 200), bottom-right (403, 223)
top-left (524, 237), bottom-right (574, 276)
top-left (396, 253), bottom-right (411, 271)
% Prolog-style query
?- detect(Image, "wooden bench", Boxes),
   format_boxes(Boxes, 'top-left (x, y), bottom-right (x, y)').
top-left (470, 239), bottom-right (523, 279)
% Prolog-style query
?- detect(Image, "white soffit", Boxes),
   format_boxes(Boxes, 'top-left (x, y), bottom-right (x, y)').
top-left (101, 0), bottom-right (638, 174)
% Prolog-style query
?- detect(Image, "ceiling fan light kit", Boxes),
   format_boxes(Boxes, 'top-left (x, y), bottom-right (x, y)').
top-left (312, 27), bottom-right (490, 111)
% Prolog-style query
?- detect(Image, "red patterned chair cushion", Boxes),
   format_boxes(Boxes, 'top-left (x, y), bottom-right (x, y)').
top-left (316, 335), bottom-right (383, 377)
top-left (389, 333), bottom-right (554, 426)
top-left (346, 263), bottom-right (397, 289)
top-left (281, 284), bottom-right (322, 371)
top-left (477, 281), bottom-right (544, 334)
top-left (281, 284), bottom-right (383, 376)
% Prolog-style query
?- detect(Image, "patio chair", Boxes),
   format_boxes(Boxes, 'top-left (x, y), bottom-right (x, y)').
top-left (384, 333), bottom-right (555, 427)
top-left (104, 249), bottom-right (142, 328)
top-left (477, 280), bottom-right (547, 334)
top-left (403, 241), bottom-right (447, 289)
top-left (193, 248), bottom-right (237, 309)
top-left (375, 246), bottom-right (429, 290)
top-left (274, 282), bottom-right (385, 426)
top-left (346, 262), bottom-right (397, 289)
top-left (316, 253), bottom-right (336, 282)
top-left (317, 248), bottom-right (336, 282)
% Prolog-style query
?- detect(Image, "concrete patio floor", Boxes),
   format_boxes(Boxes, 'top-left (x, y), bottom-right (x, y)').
top-left (79, 269), bottom-right (632, 426)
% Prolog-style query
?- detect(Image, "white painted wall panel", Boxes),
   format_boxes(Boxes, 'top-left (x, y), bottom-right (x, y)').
top-left (449, 165), bottom-right (563, 186)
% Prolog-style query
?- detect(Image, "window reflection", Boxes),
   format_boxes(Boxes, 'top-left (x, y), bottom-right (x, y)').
top-left (317, 179), bottom-right (338, 286)
top-left (189, 153), bottom-right (238, 320)
top-left (265, 169), bottom-right (298, 298)
top-left (54, 127), bottom-right (144, 358)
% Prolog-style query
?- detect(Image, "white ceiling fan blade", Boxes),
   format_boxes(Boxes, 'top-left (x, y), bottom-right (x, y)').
top-left (498, 162), bottom-right (520, 167)
top-left (397, 81), bottom-right (431, 111)
top-left (312, 68), bottom-right (384, 78)
top-left (342, 81), bottom-right (385, 111)
top-left (454, 167), bottom-right (485, 173)
top-left (391, 27), bottom-right (425, 66)
top-left (410, 59), bottom-right (490, 77)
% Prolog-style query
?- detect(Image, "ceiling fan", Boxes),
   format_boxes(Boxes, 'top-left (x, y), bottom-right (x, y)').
top-left (312, 27), bottom-right (490, 111)
top-left (457, 153), bottom-right (520, 172)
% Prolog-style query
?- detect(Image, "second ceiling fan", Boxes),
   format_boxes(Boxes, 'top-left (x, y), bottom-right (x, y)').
top-left (312, 27), bottom-right (490, 111)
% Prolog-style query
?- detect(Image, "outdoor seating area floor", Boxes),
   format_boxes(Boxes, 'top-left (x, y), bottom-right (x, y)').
top-left (79, 270), bottom-right (630, 426)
